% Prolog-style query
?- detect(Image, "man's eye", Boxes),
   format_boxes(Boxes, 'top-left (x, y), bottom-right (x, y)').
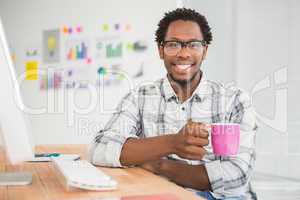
top-left (189, 42), bottom-right (202, 49)
top-left (166, 42), bottom-right (180, 48)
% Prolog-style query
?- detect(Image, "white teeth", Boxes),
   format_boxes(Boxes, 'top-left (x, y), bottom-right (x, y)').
top-left (176, 64), bottom-right (191, 70)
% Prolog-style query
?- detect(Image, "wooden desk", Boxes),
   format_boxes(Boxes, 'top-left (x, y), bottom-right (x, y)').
top-left (0, 145), bottom-right (202, 200)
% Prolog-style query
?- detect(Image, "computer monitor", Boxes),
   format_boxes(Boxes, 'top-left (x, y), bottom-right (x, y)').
top-left (0, 17), bottom-right (34, 185)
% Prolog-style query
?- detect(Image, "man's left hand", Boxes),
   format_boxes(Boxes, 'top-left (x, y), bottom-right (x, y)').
top-left (140, 160), bottom-right (162, 174)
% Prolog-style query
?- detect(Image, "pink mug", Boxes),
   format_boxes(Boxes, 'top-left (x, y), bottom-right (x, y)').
top-left (211, 123), bottom-right (240, 156)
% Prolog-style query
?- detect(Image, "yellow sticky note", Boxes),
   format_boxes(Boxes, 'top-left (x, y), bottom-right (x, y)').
top-left (103, 24), bottom-right (109, 32)
top-left (25, 61), bottom-right (38, 80)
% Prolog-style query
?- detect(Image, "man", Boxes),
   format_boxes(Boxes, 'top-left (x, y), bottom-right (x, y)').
top-left (89, 8), bottom-right (257, 200)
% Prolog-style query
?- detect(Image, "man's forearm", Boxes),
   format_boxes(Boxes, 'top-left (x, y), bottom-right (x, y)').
top-left (158, 159), bottom-right (211, 191)
top-left (120, 135), bottom-right (175, 166)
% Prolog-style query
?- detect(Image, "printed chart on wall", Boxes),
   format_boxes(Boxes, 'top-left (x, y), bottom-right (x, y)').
top-left (27, 22), bottom-right (150, 91)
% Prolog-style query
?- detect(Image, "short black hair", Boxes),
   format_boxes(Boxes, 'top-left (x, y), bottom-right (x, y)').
top-left (155, 8), bottom-right (212, 46)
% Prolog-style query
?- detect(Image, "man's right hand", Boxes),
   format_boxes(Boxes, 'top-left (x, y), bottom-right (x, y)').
top-left (172, 120), bottom-right (209, 160)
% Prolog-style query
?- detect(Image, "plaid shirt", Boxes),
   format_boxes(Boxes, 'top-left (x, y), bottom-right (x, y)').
top-left (88, 74), bottom-right (257, 199)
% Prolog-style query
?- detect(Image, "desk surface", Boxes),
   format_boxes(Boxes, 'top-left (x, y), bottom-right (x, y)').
top-left (0, 145), bottom-right (202, 200)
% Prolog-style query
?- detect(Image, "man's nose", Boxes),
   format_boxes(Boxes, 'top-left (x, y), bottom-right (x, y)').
top-left (176, 46), bottom-right (191, 58)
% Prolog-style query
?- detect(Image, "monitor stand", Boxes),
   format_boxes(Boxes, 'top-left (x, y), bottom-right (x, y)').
top-left (0, 172), bottom-right (32, 185)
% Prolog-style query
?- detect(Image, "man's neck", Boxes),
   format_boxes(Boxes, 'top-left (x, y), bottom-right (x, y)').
top-left (169, 71), bottom-right (202, 103)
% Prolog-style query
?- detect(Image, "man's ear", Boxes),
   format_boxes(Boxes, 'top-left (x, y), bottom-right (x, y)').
top-left (158, 45), bottom-right (164, 59)
top-left (202, 46), bottom-right (208, 60)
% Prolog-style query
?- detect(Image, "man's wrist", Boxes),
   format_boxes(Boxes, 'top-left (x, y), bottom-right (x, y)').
top-left (164, 134), bottom-right (178, 155)
top-left (152, 159), bottom-right (169, 175)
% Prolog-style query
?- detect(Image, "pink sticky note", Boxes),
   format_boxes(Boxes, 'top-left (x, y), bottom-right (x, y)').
top-left (76, 26), bottom-right (82, 33)
top-left (86, 58), bottom-right (92, 64)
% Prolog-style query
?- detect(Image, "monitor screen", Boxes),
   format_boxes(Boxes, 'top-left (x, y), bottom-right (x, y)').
top-left (0, 17), bottom-right (34, 164)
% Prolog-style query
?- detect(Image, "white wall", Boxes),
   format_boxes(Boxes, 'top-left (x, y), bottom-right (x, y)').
top-left (190, 0), bottom-right (237, 83)
top-left (235, 0), bottom-right (300, 179)
top-left (288, 0), bottom-right (300, 176)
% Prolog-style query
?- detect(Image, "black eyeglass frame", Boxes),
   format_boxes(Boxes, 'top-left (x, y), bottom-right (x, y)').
top-left (161, 40), bottom-right (207, 47)
top-left (160, 40), bottom-right (207, 55)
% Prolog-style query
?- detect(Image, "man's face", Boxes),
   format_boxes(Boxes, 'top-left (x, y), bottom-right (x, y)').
top-left (159, 20), bottom-right (207, 85)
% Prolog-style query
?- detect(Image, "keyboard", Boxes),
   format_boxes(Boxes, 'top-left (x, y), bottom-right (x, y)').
top-left (52, 158), bottom-right (117, 191)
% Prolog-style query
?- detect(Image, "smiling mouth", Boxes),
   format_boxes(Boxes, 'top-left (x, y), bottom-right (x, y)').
top-left (173, 64), bottom-right (194, 72)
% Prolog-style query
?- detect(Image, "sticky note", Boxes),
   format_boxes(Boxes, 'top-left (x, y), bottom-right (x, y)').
top-left (25, 61), bottom-right (38, 80)
top-left (76, 26), bottom-right (82, 33)
top-left (127, 43), bottom-right (134, 51)
top-left (63, 26), bottom-right (68, 34)
top-left (103, 24), bottom-right (109, 32)
top-left (86, 58), bottom-right (92, 64)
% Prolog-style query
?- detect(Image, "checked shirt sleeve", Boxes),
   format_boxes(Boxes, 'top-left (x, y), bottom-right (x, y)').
top-left (88, 91), bottom-right (142, 167)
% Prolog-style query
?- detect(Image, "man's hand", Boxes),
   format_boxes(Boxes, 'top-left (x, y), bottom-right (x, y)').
top-left (140, 160), bottom-right (162, 174)
top-left (172, 120), bottom-right (210, 160)
top-left (141, 159), bottom-right (188, 174)
top-left (140, 158), bottom-right (211, 191)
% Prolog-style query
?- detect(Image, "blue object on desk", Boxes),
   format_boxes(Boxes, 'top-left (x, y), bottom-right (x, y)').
top-left (35, 153), bottom-right (61, 157)
top-left (30, 153), bottom-right (80, 162)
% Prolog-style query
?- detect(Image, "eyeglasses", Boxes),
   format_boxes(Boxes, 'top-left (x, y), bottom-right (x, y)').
top-left (162, 40), bottom-right (207, 56)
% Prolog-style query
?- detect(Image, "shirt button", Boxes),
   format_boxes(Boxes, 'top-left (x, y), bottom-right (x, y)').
top-left (181, 107), bottom-right (185, 111)
top-left (195, 96), bottom-right (201, 102)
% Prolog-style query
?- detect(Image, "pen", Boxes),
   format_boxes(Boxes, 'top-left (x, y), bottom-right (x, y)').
top-left (35, 153), bottom-right (61, 157)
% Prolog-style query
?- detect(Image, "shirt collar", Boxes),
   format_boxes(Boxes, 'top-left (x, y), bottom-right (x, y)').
top-left (193, 73), bottom-right (211, 100)
top-left (161, 72), bottom-right (210, 102)
top-left (161, 76), bottom-right (177, 102)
